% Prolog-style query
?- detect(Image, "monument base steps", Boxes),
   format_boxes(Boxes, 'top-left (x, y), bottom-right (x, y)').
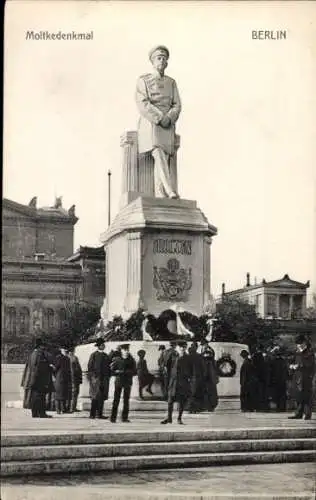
top-left (5, 397), bottom-right (241, 412)
top-left (2, 427), bottom-right (315, 476)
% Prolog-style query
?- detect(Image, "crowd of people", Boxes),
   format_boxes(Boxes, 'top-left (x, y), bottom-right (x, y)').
top-left (21, 341), bottom-right (83, 418)
top-left (21, 334), bottom-right (315, 423)
top-left (239, 335), bottom-right (315, 420)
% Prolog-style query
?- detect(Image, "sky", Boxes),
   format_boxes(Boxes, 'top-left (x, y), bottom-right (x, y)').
top-left (4, 0), bottom-right (316, 301)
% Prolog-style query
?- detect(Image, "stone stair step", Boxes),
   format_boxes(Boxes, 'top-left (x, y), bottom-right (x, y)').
top-left (2, 438), bottom-right (315, 462)
top-left (2, 449), bottom-right (316, 476)
top-left (6, 398), bottom-right (241, 411)
top-left (3, 426), bottom-right (315, 447)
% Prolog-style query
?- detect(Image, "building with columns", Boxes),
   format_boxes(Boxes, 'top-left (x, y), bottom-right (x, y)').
top-left (222, 273), bottom-right (310, 319)
top-left (2, 197), bottom-right (105, 362)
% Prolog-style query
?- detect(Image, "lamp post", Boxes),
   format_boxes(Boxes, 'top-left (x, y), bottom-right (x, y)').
top-left (108, 170), bottom-right (111, 227)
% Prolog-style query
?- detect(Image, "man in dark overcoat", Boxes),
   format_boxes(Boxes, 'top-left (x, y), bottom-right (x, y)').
top-left (157, 345), bottom-right (167, 398)
top-left (69, 346), bottom-right (83, 412)
top-left (268, 346), bottom-right (288, 412)
top-left (110, 344), bottom-right (137, 423)
top-left (187, 342), bottom-right (205, 413)
top-left (161, 340), bottom-right (192, 425)
top-left (288, 335), bottom-right (315, 420)
top-left (87, 338), bottom-right (111, 419)
top-left (252, 348), bottom-right (269, 411)
top-left (240, 350), bottom-right (257, 412)
top-left (21, 337), bottom-right (52, 418)
top-left (53, 346), bottom-right (72, 414)
top-left (161, 341), bottom-right (177, 400)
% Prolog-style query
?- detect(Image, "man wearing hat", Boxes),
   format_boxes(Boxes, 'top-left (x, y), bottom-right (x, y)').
top-left (53, 345), bottom-right (72, 414)
top-left (268, 345), bottom-right (288, 412)
top-left (288, 335), bottom-right (315, 420)
top-left (21, 337), bottom-right (53, 418)
top-left (110, 344), bottom-right (137, 423)
top-left (239, 350), bottom-right (257, 412)
top-left (87, 338), bottom-right (111, 419)
top-left (68, 345), bottom-right (83, 413)
top-left (136, 45), bottom-right (181, 199)
top-left (161, 340), bottom-right (192, 424)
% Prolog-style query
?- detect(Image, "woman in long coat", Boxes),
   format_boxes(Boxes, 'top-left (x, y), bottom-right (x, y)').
top-left (202, 346), bottom-right (219, 412)
top-left (53, 347), bottom-right (72, 414)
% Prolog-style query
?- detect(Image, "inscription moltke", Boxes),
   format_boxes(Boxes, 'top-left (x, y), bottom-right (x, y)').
top-left (153, 238), bottom-right (192, 255)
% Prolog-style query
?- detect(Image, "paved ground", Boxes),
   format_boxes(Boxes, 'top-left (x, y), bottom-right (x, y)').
top-left (2, 463), bottom-right (316, 499)
top-left (3, 407), bottom-right (316, 434)
top-left (2, 407), bottom-right (316, 499)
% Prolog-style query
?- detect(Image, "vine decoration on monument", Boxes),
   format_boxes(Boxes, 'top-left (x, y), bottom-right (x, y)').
top-left (87, 297), bottom-right (283, 348)
top-left (90, 308), bottom-right (209, 342)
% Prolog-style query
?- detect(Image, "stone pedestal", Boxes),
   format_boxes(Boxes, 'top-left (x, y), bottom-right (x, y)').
top-left (75, 341), bottom-right (248, 411)
top-left (100, 196), bottom-right (217, 320)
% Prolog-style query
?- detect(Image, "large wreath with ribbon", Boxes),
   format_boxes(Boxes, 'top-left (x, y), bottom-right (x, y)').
top-left (216, 354), bottom-right (237, 378)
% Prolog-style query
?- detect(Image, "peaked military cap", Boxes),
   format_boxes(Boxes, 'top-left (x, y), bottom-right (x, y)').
top-left (149, 45), bottom-right (170, 61)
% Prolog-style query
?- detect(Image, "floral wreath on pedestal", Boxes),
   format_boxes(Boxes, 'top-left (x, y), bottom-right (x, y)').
top-left (216, 353), bottom-right (237, 378)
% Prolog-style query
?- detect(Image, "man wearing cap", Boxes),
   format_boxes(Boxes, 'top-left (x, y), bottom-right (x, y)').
top-left (288, 335), bottom-right (315, 420)
top-left (87, 338), bottom-right (111, 419)
top-left (161, 341), bottom-right (192, 424)
top-left (110, 344), bottom-right (137, 423)
top-left (136, 45), bottom-right (181, 199)
top-left (160, 341), bottom-right (177, 400)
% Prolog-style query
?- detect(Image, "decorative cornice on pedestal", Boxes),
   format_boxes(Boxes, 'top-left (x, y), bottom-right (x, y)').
top-left (100, 196), bottom-right (217, 245)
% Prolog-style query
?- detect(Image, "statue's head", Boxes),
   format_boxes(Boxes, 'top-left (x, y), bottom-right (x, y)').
top-left (149, 45), bottom-right (169, 73)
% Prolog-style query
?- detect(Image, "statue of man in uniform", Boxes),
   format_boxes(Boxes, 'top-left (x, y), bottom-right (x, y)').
top-left (136, 46), bottom-right (181, 199)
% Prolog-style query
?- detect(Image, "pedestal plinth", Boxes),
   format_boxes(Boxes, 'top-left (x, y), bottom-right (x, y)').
top-left (75, 341), bottom-right (247, 411)
top-left (100, 196), bottom-right (217, 320)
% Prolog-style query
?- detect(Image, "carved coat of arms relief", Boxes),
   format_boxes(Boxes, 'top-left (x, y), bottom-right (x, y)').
top-left (153, 258), bottom-right (192, 302)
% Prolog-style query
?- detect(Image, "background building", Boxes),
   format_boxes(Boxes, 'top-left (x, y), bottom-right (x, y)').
top-left (2, 197), bottom-right (105, 361)
top-left (222, 273), bottom-right (310, 319)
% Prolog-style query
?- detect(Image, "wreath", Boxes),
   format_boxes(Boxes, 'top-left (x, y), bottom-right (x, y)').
top-left (216, 354), bottom-right (237, 378)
